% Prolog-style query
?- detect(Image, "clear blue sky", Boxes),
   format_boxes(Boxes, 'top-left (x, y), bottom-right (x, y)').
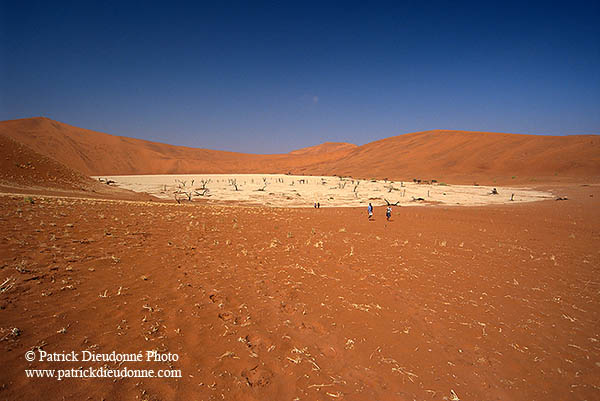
top-left (1, 1), bottom-right (599, 153)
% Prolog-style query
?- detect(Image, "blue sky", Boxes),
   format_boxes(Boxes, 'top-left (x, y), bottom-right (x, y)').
top-left (1, 1), bottom-right (599, 153)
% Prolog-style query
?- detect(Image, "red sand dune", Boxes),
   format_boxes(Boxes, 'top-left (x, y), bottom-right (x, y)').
top-left (300, 130), bottom-right (600, 184)
top-left (0, 127), bottom-right (156, 200)
top-left (0, 118), bottom-right (354, 177)
top-left (0, 117), bottom-right (598, 184)
top-left (289, 141), bottom-right (358, 155)
top-left (0, 132), bottom-right (95, 191)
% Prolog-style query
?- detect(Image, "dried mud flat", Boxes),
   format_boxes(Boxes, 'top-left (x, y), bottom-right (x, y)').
top-left (97, 174), bottom-right (553, 208)
top-left (0, 184), bottom-right (599, 401)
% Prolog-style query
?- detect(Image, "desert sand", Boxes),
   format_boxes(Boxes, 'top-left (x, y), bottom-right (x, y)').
top-left (0, 118), bottom-right (599, 401)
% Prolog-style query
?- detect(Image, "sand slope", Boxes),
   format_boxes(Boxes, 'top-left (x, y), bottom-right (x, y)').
top-left (0, 128), bottom-right (158, 200)
top-left (289, 141), bottom-right (358, 155)
top-left (0, 118), bottom-right (355, 177)
top-left (0, 132), bottom-right (96, 190)
top-left (299, 130), bottom-right (600, 184)
top-left (1, 117), bottom-right (598, 184)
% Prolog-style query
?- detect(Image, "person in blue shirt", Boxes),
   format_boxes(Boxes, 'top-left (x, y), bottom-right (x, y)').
top-left (367, 203), bottom-right (373, 220)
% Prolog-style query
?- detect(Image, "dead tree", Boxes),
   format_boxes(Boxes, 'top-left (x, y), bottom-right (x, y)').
top-left (174, 190), bottom-right (187, 204)
top-left (384, 199), bottom-right (400, 206)
top-left (199, 179), bottom-right (211, 190)
top-left (173, 179), bottom-right (207, 202)
top-left (257, 177), bottom-right (268, 191)
top-left (352, 181), bottom-right (360, 199)
top-left (174, 187), bottom-right (194, 202)
top-left (189, 179), bottom-right (211, 197)
top-left (229, 178), bottom-right (239, 191)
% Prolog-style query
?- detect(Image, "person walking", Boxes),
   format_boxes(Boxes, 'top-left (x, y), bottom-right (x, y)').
top-left (367, 203), bottom-right (373, 220)
top-left (386, 206), bottom-right (392, 221)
